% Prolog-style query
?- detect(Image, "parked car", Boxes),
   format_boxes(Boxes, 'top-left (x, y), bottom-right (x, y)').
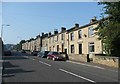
top-left (20, 50), bottom-right (26, 53)
top-left (37, 51), bottom-right (50, 58)
top-left (31, 51), bottom-right (39, 56)
top-left (4, 50), bottom-right (12, 56)
top-left (25, 50), bottom-right (31, 54)
top-left (47, 51), bottom-right (66, 61)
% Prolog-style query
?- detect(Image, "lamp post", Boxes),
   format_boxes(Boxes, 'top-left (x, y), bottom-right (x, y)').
top-left (0, 24), bottom-right (10, 83)
top-left (1, 24), bottom-right (10, 40)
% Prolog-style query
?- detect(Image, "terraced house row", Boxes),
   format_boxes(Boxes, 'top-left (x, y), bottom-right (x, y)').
top-left (22, 17), bottom-right (107, 56)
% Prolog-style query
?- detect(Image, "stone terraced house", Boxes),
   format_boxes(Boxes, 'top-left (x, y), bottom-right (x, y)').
top-left (22, 17), bottom-right (109, 55)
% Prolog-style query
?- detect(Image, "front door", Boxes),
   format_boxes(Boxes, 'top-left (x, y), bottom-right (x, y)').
top-left (64, 49), bottom-right (67, 54)
top-left (79, 44), bottom-right (82, 54)
top-left (57, 45), bottom-right (59, 52)
top-left (62, 44), bottom-right (64, 52)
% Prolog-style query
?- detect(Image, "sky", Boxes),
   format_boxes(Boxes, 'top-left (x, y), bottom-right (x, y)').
top-left (1, 2), bottom-right (104, 44)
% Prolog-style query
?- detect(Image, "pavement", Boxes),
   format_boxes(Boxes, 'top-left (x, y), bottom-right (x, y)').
top-left (2, 52), bottom-right (119, 83)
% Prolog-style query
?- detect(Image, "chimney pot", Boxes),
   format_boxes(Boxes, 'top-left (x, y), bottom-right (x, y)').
top-left (90, 16), bottom-right (97, 23)
top-left (61, 27), bottom-right (66, 32)
top-left (54, 29), bottom-right (58, 34)
top-left (45, 33), bottom-right (48, 37)
top-left (42, 32), bottom-right (44, 36)
top-left (75, 24), bottom-right (79, 27)
top-left (49, 32), bottom-right (51, 36)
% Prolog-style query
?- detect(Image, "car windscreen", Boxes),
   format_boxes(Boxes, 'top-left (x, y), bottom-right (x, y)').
top-left (53, 52), bottom-right (59, 55)
top-left (45, 51), bottom-right (49, 54)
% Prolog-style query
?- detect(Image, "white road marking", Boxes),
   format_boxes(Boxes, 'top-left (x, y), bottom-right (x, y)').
top-left (59, 68), bottom-right (96, 83)
top-left (32, 59), bottom-right (35, 60)
top-left (67, 61), bottom-right (105, 69)
top-left (39, 61), bottom-right (44, 64)
top-left (106, 69), bottom-right (118, 72)
top-left (92, 66), bottom-right (105, 69)
top-left (43, 62), bottom-right (51, 66)
top-left (39, 61), bottom-right (51, 66)
top-left (67, 61), bottom-right (118, 72)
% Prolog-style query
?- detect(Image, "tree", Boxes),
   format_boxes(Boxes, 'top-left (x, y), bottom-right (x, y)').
top-left (14, 40), bottom-right (26, 51)
top-left (95, 2), bottom-right (120, 56)
top-left (20, 40), bottom-right (26, 44)
top-left (19, 40), bottom-right (26, 50)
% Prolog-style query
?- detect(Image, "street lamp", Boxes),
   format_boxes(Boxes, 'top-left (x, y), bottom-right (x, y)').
top-left (1, 24), bottom-right (10, 40)
top-left (0, 24), bottom-right (10, 82)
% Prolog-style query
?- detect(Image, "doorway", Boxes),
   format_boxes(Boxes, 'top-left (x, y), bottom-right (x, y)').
top-left (79, 44), bottom-right (82, 54)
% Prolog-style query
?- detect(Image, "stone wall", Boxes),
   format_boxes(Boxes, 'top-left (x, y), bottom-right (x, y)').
top-left (68, 54), bottom-right (87, 62)
top-left (93, 56), bottom-right (119, 68)
top-left (68, 53), bottom-right (119, 68)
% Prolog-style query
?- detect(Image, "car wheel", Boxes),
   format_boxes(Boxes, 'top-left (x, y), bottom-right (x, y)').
top-left (52, 57), bottom-right (56, 61)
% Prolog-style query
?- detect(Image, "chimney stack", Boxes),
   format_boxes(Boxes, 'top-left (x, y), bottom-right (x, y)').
top-left (93, 16), bottom-right (96, 20)
top-left (90, 16), bottom-right (97, 23)
top-left (36, 34), bottom-right (40, 38)
top-left (54, 29), bottom-right (58, 34)
top-left (45, 33), bottom-right (48, 37)
top-left (49, 32), bottom-right (51, 36)
top-left (61, 27), bottom-right (66, 32)
top-left (42, 32), bottom-right (44, 36)
top-left (75, 23), bottom-right (79, 27)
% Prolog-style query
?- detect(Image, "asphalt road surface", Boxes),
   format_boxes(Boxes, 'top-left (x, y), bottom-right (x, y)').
top-left (2, 52), bottom-right (119, 83)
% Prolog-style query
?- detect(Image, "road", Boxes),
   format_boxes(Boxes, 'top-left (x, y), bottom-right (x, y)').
top-left (2, 52), bottom-right (119, 83)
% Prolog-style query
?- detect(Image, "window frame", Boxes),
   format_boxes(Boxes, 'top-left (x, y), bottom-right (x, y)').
top-left (57, 35), bottom-right (59, 41)
top-left (61, 34), bottom-right (64, 40)
top-left (88, 26), bottom-right (94, 37)
top-left (71, 45), bottom-right (74, 53)
top-left (78, 30), bottom-right (82, 39)
top-left (89, 42), bottom-right (95, 53)
top-left (70, 32), bottom-right (74, 41)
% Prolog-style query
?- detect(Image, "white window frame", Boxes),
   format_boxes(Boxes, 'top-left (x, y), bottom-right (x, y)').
top-left (89, 42), bottom-right (95, 53)
top-left (78, 30), bottom-right (82, 39)
top-left (88, 26), bottom-right (94, 37)
top-left (71, 45), bottom-right (74, 53)
top-left (70, 32), bottom-right (74, 41)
